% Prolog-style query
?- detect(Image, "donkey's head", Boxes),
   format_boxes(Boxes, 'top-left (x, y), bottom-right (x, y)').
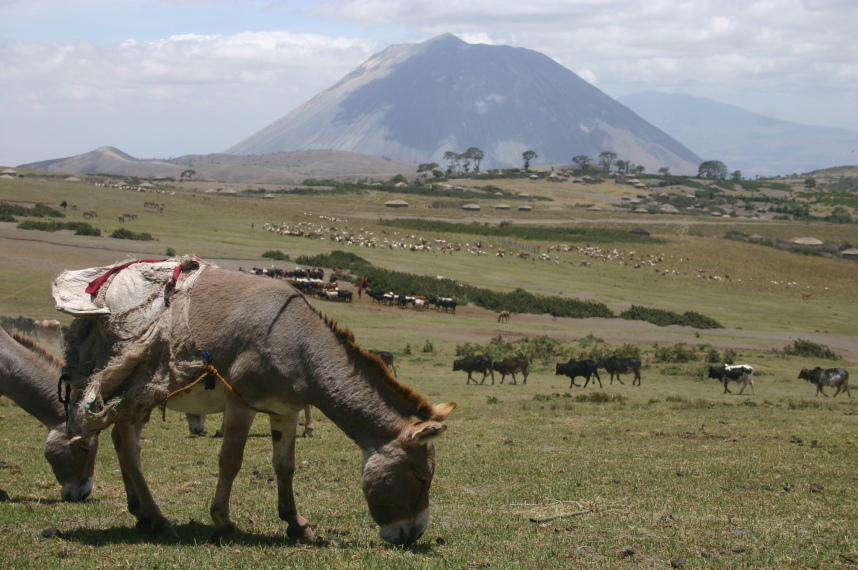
top-left (361, 402), bottom-right (455, 545)
top-left (44, 427), bottom-right (99, 502)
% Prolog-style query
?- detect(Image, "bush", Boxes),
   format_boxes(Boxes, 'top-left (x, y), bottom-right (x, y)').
top-left (17, 220), bottom-right (100, 236)
top-left (262, 250), bottom-right (290, 261)
top-left (110, 228), bottom-right (154, 241)
top-left (0, 202), bottom-right (64, 218)
top-left (654, 343), bottom-right (698, 363)
top-left (165, 247), bottom-right (177, 256)
top-left (782, 339), bottom-right (839, 359)
top-left (620, 305), bottom-right (723, 329)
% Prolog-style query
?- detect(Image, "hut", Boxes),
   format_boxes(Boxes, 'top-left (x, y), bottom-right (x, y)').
top-left (494, 203), bottom-right (511, 210)
top-left (263, 194), bottom-right (276, 199)
top-left (517, 205), bottom-right (532, 212)
top-left (462, 203), bottom-right (481, 211)
top-left (791, 237), bottom-right (823, 246)
top-left (385, 200), bottom-right (409, 208)
top-left (841, 248), bottom-right (858, 261)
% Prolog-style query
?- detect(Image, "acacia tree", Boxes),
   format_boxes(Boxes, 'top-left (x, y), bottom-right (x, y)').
top-left (417, 162), bottom-right (439, 182)
top-left (615, 160), bottom-right (629, 174)
top-left (657, 166), bottom-right (670, 176)
top-left (698, 160), bottom-right (728, 179)
top-left (463, 147), bottom-right (485, 174)
top-left (572, 155), bottom-right (592, 171)
top-left (443, 151), bottom-right (462, 176)
top-left (522, 150), bottom-right (538, 172)
top-left (598, 151), bottom-right (617, 172)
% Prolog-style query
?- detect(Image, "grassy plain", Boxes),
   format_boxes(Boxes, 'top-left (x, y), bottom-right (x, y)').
top-left (1, 172), bottom-right (857, 568)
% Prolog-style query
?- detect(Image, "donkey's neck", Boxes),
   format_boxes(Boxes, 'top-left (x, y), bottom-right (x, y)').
top-left (0, 340), bottom-right (65, 430)
top-left (298, 332), bottom-right (431, 449)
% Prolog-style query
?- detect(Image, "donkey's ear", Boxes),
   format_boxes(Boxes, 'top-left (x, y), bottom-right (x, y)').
top-left (404, 421), bottom-right (447, 447)
top-left (431, 402), bottom-right (456, 421)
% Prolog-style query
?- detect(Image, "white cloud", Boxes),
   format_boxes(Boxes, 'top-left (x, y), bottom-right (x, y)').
top-left (0, 0), bottom-right (855, 165)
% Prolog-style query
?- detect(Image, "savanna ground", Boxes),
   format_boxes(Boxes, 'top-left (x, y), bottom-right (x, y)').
top-left (0, 170), bottom-right (856, 568)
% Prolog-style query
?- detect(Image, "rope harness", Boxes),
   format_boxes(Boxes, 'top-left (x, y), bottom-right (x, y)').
top-left (161, 352), bottom-right (271, 421)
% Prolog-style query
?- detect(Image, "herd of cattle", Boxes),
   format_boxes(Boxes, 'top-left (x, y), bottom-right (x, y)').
top-left (0, 316), bottom-right (62, 340)
top-left (450, 353), bottom-right (850, 397)
top-left (452, 355), bottom-right (643, 388)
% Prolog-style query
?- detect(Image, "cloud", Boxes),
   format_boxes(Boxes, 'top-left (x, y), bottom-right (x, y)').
top-left (0, 0), bottom-right (855, 165)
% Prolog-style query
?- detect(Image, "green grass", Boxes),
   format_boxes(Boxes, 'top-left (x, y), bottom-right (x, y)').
top-left (1, 356), bottom-right (856, 568)
top-left (1, 170), bottom-right (857, 568)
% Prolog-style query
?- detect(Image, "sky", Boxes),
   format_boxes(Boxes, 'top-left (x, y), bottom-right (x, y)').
top-left (1, 0), bottom-right (856, 166)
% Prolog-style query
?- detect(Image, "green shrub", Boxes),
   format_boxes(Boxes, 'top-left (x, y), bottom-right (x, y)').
top-left (0, 202), bottom-right (64, 218)
top-left (654, 343), bottom-right (698, 363)
top-left (110, 228), bottom-right (154, 241)
top-left (262, 250), bottom-right (290, 261)
top-left (782, 338), bottom-right (839, 359)
top-left (620, 305), bottom-right (722, 329)
top-left (17, 220), bottom-right (100, 236)
top-left (165, 247), bottom-right (177, 256)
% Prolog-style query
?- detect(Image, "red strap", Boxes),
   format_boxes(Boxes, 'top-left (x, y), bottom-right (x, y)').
top-left (85, 259), bottom-right (167, 296)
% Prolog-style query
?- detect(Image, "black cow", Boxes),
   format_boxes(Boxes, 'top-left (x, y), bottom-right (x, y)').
top-left (708, 364), bottom-right (755, 394)
top-left (453, 355), bottom-right (494, 385)
top-left (369, 350), bottom-right (397, 377)
top-left (798, 367), bottom-right (850, 398)
top-left (436, 298), bottom-right (457, 313)
top-left (492, 357), bottom-right (529, 385)
top-left (555, 359), bottom-right (602, 388)
top-left (337, 290), bottom-right (353, 303)
top-left (598, 356), bottom-right (642, 386)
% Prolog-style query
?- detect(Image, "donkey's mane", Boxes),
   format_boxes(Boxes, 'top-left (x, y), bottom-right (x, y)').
top-left (13, 333), bottom-right (62, 371)
top-left (314, 308), bottom-right (434, 417)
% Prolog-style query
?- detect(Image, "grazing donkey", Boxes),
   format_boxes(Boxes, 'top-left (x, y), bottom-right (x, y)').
top-left (0, 327), bottom-right (98, 501)
top-left (61, 267), bottom-right (454, 546)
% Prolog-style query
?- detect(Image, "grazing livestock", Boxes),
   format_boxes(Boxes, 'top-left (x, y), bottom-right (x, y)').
top-left (61, 267), bottom-right (455, 545)
top-left (492, 357), bottom-right (529, 385)
top-left (598, 356), bottom-right (642, 386)
top-left (555, 359), bottom-right (602, 388)
top-left (369, 350), bottom-right (398, 377)
top-left (497, 311), bottom-right (510, 323)
top-left (708, 365), bottom-right (755, 395)
top-left (337, 290), bottom-right (353, 303)
top-left (34, 319), bottom-right (61, 340)
top-left (453, 355), bottom-right (495, 385)
top-left (0, 328), bottom-right (99, 501)
top-left (798, 367), bottom-right (850, 398)
top-left (435, 298), bottom-right (457, 313)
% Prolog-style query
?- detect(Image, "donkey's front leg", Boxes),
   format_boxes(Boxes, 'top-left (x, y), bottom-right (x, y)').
top-left (111, 419), bottom-right (178, 538)
top-left (209, 401), bottom-right (256, 544)
top-left (270, 412), bottom-right (315, 541)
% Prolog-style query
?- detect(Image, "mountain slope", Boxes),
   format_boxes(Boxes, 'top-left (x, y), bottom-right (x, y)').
top-left (227, 34), bottom-right (701, 175)
top-left (618, 92), bottom-right (858, 176)
top-left (19, 147), bottom-right (419, 183)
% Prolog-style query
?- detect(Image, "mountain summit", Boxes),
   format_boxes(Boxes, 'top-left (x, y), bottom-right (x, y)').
top-left (227, 34), bottom-right (701, 174)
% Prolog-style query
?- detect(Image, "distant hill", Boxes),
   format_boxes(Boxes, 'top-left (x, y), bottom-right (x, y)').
top-left (227, 33), bottom-right (702, 175)
top-left (617, 92), bottom-right (858, 177)
top-left (19, 146), bottom-right (420, 184)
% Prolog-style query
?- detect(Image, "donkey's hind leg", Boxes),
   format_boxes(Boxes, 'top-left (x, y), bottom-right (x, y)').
top-left (271, 410), bottom-right (315, 541)
top-left (209, 400), bottom-right (256, 544)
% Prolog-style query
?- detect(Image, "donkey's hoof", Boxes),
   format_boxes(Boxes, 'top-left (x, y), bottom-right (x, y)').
top-left (136, 517), bottom-right (178, 539)
top-left (287, 524), bottom-right (315, 542)
top-left (209, 523), bottom-right (237, 545)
